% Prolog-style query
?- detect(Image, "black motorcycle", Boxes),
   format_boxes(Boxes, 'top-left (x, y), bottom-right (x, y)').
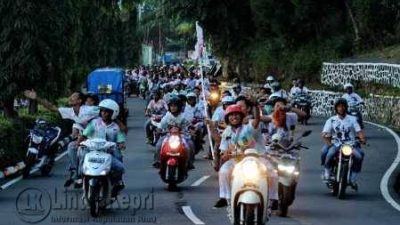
top-left (327, 133), bottom-right (361, 199)
top-left (292, 93), bottom-right (312, 125)
top-left (23, 119), bottom-right (62, 178)
top-left (267, 130), bottom-right (311, 217)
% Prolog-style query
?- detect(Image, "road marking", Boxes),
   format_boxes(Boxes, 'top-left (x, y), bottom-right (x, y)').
top-left (0, 150), bottom-right (68, 190)
top-left (366, 121), bottom-right (400, 211)
top-left (191, 175), bottom-right (210, 187)
top-left (182, 206), bottom-right (205, 225)
top-left (55, 150), bottom-right (68, 161)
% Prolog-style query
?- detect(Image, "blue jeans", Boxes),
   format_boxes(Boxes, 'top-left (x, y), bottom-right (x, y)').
top-left (324, 144), bottom-right (364, 173)
top-left (67, 141), bottom-right (78, 175)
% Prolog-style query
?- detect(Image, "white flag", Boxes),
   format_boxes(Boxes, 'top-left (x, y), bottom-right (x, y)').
top-left (192, 21), bottom-right (204, 60)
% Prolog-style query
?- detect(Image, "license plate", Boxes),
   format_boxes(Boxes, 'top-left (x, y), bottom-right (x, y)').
top-left (88, 157), bottom-right (105, 163)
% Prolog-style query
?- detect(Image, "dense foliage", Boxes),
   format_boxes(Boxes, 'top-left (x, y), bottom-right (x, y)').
top-left (162, 0), bottom-right (400, 82)
top-left (0, 0), bottom-right (140, 117)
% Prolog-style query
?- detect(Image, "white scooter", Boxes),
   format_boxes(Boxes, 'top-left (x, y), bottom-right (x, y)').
top-left (80, 138), bottom-right (117, 217)
top-left (230, 149), bottom-right (270, 225)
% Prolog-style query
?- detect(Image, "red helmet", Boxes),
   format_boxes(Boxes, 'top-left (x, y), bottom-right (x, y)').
top-left (224, 104), bottom-right (245, 124)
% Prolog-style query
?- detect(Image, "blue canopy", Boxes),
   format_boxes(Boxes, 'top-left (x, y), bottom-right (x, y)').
top-left (87, 68), bottom-right (125, 104)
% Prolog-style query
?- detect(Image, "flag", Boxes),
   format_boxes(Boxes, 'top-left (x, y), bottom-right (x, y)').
top-left (192, 21), bottom-right (204, 60)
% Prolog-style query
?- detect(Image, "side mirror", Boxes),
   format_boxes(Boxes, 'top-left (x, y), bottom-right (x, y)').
top-left (302, 130), bottom-right (312, 137)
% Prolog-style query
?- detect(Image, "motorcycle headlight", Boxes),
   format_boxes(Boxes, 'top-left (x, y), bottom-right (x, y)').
top-left (32, 134), bottom-right (43, 144)
top-left (100, 170), bottom-right (107, 176)
top-left (210, 92), bottom-right (219, 100)
top-left (168, 136), bottom-right (180, 149)
top-left (242, 161), bottom-right (260, 181)
top-left (341, 145), bottom-right (353, 156)
top-left (278, 164), bottom-right (296, 174)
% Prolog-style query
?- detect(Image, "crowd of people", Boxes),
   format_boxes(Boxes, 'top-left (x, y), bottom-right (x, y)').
top-left (20, 63), bottom-right (367, 217)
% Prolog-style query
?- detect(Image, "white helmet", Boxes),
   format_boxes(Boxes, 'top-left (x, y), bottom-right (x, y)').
top-left (99, 99), bottom-right (120, 120)
top-left (343, 83), bottom-right (353, 90)
top-left (222, 96), bottom-right (235, 104)
top-left (266, 76), bottom-right (275, 82)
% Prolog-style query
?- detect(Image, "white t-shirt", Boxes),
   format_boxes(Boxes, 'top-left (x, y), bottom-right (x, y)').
top-left (58, 105), bottom-right (99, 127)
top-left (291, 87), bottom-right (309, 95)
top-left (322, 115), bottom-right (361, 145)
top-left (342, 93), bottom-right (363, 105)
top-left (220, 121), bottom-right (265, 154)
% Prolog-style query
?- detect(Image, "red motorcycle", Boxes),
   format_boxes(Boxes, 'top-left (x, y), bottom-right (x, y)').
top-left (159, 127), bottom-right (189, 191)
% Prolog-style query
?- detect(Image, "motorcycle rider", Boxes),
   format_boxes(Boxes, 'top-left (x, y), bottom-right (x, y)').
top-left (269, 81), bottom-right (289, 100)
top-left (184, 92), bottom-right (206, 153)
top-left (321, 98), bottom-right (366, 188)
top-left (289, 78), bottom-right (298, 97)
top-left (342, 83), bottom-right (364, 128)
top-left (152, 97), bottom-right (195, 169)
top-left (230, 83), bottom-right (244, 99)
top-left (23, 90), bottom-right (100, 187)
top-left (214, 102), bottom-right (279, 208)
top-left (145, 90), bottom-right (168, 144)
top-left (264, 75), bottom-right (275, 89)
top-left (77, 99), bottom-right (126, 197)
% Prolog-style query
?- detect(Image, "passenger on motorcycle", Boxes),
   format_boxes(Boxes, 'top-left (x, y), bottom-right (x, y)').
top-left (152, 97), bottom-right (195, 169)
top-left (77, 99), bottom-right (126, 196)
top-left (291, 79), bottom-right (309, 96)
top-left (265, 98), bottom-right (300, 143)
top-left (85, 93), bottom-right (99, 106)
top-left (321, 98), bottom-right (366, 187)
top-left (145, 90), bottom-right (168, 143)
top-left (214, 103), bottom-right (279, 208)
top-left (342, 83), bottom-right (364, 128)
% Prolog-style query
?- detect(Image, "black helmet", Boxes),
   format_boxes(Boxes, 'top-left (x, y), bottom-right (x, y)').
top-left (334, 98), bottom-right (348, 113)
top-left (168, 97), bottom-right (183, 112)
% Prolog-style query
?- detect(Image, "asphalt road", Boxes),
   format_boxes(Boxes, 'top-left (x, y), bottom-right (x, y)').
top-left (0, 97), bottom-right (399, 225)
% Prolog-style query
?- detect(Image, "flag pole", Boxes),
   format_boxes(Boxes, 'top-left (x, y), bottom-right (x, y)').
top-left (196, 23), bottom-right (215, 161)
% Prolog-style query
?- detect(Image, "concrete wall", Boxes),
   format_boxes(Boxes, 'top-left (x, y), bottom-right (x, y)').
top-left (309, 90), bottom-right (400, 129)
top-left (321, 62), bottom-right (400, 88)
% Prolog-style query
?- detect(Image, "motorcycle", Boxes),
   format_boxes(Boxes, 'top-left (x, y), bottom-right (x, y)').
top-left (230, 148), bottom-right (270, 225)
top-left (292, 93), bottom-right (312, 125)
top-left (23, 119), bottom-right (61, 178)
top-left (80, 138), bottom-right (119, 217)
top-left (159, 127), bottom-right (189, 191)
top-left (149, 113), bottom-right (164, 146)
top-left (267, 130), bottom-right (311, 217)
top-left (189, 118), bottom-right (205, 155)
top-left (347, 102), bottom-right (364, 129)
top-left (327, 134), bottom-right (360, 199)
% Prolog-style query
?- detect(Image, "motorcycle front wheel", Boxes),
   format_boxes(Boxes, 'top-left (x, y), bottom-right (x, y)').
top-left (89, 186), bottom-right (100, 217)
